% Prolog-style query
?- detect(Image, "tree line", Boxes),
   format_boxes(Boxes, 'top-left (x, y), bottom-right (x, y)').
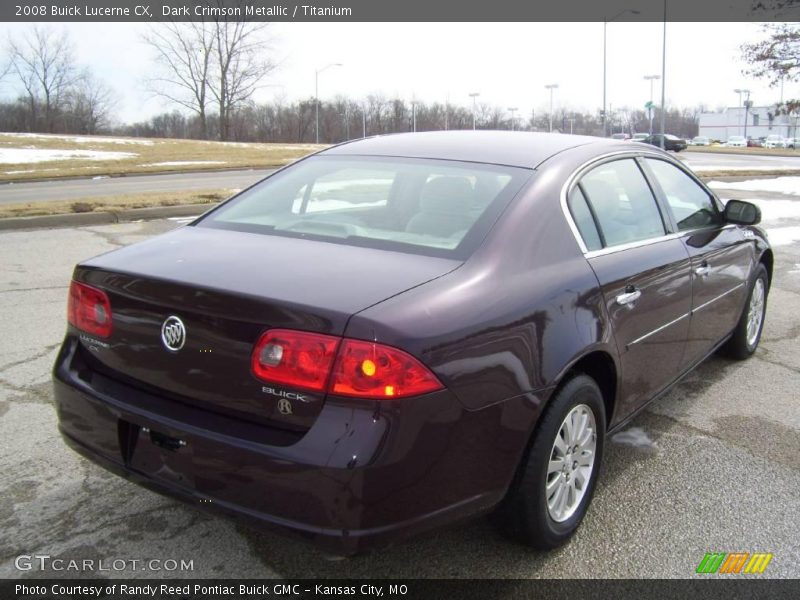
top-left (1, 22), bottom-right (797, 143)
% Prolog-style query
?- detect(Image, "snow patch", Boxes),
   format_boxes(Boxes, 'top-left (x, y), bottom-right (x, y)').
top-left (0, 148), bottom-right (137, 164)
top-left (0, 132), bottom-right (155, 145)
top-left (764, 226), bottom-right (800, 247)
top-left (708, 177), bottom-right (800, 195)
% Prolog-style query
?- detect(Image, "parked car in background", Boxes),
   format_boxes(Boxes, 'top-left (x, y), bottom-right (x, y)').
top-left (785, 138), bottom-right (799, 149)
top-left (747, 137), bottom-right (764, 148)
top-left (726, 135), bottom-right (747, 148)
top-left (610, 133), bottom-right (631, 140)
top-left (631, 133), bottom-right (649, 142)
top-left (690, 136), bottom-right (710, 146)
top-left (764, 135), bottom-right (786, 149)
top-left (53, 131), bottom-right (771, 555)
top-left (642, 134), bottom-right (687, 152)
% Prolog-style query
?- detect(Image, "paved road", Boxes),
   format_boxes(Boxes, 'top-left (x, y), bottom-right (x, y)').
top-left (0, 169), bottom-right (273, 205)
top-left (0, 189), bottom-right (798, 579)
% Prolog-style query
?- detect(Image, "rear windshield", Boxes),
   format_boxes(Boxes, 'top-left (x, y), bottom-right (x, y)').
top-left (196, 155), bottom-right (531, 258)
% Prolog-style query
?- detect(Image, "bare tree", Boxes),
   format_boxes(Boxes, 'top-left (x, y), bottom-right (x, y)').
top-left (7, 27), bottom-right (78, 132)
top-left (209, 18), bottom-right (277, 141)
top-left (66, 71), bottom-right (116, 134)
top-left (142, 21), bottom-right (215, 138)
top-left (742, 23), bottom-right (800, 113)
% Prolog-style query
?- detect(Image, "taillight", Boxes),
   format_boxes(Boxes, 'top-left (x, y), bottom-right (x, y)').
top-left (251, 329), bottom-right (340, 392)
top-left (330, 339), bottom-right (443, 399)
top-left (251, 329), bottom-right (443, 399)
top-left (67, 281), bottom-right (113, 338)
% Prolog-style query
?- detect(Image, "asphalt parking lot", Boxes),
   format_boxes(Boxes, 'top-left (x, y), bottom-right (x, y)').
top-left (1, 183), bottom-right (799, 579)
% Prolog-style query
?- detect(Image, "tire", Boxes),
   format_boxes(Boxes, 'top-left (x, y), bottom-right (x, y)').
top-left (494, 374), bottom-right (606, 550)
top-left (723, 263), bottom-right (769, 360)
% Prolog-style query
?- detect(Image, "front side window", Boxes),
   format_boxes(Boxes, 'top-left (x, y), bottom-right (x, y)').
top-left (196, 156), bottom-right (529, 258)
top-left (644, 158), bottom-right (721, 231)
top-left (578, 159), bottom-right (666, 248)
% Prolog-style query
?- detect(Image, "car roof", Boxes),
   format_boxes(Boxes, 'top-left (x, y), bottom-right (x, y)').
top-left (320, 130), bottom-right (619, 169)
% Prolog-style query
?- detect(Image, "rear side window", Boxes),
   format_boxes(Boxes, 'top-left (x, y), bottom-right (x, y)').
top-left (579, 159), bottom-right (666, 248)
top-left (567, 187), bottom-right (603, 251)
top-left (644, 158), bottom-right (722, 231)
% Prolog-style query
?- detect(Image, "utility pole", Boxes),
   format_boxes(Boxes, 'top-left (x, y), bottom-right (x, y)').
top-left (659, 0), bottom-right (667, 149)
top-left (469, 92), bottom-right (480, 130)
top-left (508, 107), bottom-right (518, 131)
top-left (545, 84), bottom-right (558, 132)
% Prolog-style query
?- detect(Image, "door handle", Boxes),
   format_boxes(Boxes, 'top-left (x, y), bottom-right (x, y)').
top-left (616, 289), bottom-right (642, 306)
top-left (695, 262), bottom-right (711, 277)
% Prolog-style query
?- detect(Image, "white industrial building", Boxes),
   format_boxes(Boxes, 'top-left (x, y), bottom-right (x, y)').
top-left (698, 106), bottom-right (797, 142)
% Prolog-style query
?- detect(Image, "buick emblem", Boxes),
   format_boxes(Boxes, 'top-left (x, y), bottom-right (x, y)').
top-left (161, 316), bottom-right (186, 351)
top-left (277, 398), bottom-right (293, 415)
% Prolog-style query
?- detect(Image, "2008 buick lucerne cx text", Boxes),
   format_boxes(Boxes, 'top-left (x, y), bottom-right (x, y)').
top-left (53, 131), bottom-right (771, 554)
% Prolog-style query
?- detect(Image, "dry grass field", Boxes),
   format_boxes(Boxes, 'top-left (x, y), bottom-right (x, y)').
top-left (0, 132), bottom-right (324, 181)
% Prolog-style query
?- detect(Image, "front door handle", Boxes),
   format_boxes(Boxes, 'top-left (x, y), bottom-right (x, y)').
top-left (616, 288), bottom-right (642, 306)
top-left (695, 262), bottom-right (711, 277)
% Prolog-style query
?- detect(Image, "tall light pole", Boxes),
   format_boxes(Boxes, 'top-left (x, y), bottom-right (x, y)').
top-left (411, 97), bottom-right (417, 132)
top-left (659, 0), bottom-right (667, 149)
top-left (734, 88), bottom-right (749, 136)
top-left (644, 74), bottom-right (660, 136)
top-left (603, 9), bottom-right (640, 137)
top-left (469, 92), bottom-right (480, 130)
top-left (315, 63), bottom-right (342, 144)
top-left (545, 84), bottom-right (558, 132)
top-left (508, 107), bottom-right (518, 131)
top-left (743, 90), bottom-right (752, 140)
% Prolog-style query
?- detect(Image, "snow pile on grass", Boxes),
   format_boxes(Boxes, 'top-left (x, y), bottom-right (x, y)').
top-left (708, 177), bottom-right (800, 195)
top-left (0, 148), bottom-right (137, 164)
top-left (1, 132), bottom-right (155, 145)
top-left (141, 160), bottom-right (227, 167)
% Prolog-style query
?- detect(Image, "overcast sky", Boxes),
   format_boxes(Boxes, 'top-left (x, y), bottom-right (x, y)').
top-left (1, 22), bottom-right (794, 124)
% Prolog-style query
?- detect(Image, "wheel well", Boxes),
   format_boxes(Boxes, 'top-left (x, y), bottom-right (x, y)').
top-left (565, 351), bottom-right (617, 427)
top-left (760, 249), bottom-right (774, 288)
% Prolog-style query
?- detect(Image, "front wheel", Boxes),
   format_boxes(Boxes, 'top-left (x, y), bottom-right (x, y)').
top-left (723, 263), bottom-right (768, 359)
top-left (494, 374), bottom-right (606, 549)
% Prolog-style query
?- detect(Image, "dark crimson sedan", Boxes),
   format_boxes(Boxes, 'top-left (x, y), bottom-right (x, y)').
top-left (54, 131), bottom-right (771, 554)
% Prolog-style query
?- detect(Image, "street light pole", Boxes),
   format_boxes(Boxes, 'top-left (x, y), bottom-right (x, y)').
top-left (508, 107), bottom-right (518, 131)
top-left (315, 63), bottom-right (342, 144)
top-left (743, 90), bottom-right (751, 140)
top-left (545, 84), bottom-right (558, 132)
top-left (644, 75), bottom-right (660, 136)
top-left (469, 92), bottom-right (480, 130)
top-left (603, 9), bottom-right (639, 137)
top-left (659, 0), bottom-right (667, 149)
top-left (734, 88), bottom-right (744, 136)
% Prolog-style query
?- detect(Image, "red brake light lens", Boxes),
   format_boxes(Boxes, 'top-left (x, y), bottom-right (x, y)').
top-left (330, 339), bottom-right (443, 399)
top-left (251, 329), bottom-right (340, 392)
top-left (67, 281), bottom-right (113, 338)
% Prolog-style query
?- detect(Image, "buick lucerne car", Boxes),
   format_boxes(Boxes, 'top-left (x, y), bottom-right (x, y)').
top-left (54, 131), bottom-right (771, 554)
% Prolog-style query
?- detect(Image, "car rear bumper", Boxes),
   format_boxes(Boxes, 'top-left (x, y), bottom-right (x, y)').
top-left (53, 336), bottom-right (540, 554)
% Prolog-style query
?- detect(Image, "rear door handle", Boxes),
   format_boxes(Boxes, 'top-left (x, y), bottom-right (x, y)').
top-left (616, 289), bottom-right (642, 306)
top-left (695, 262), bottom-right (711, 277)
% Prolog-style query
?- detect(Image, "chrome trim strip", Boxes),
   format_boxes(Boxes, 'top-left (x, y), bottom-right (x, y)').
top-left (628, 312), bottom-right (690, 347)
top-left (626, 282), bottom-right (745, 349)
top-left (691, 283), bottom-right (745, 314)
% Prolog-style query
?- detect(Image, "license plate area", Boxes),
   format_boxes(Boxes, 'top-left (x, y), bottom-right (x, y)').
top-left (121, 420), bottom-right (195, 489)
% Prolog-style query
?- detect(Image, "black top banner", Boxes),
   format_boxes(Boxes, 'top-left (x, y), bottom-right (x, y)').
top-left (3, 0), bottom-right (800, 22)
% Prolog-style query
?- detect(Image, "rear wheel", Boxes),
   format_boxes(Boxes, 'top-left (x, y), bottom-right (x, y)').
top-left (724, 263), bottom-right (768, 360)
top-left (494, 374), bottom-right (606, 549)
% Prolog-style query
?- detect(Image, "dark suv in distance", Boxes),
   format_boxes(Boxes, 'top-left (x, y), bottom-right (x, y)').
top-left (641, 133), bottom-right (688, 152)
top-left (54, 131), bottom-right (771, 555)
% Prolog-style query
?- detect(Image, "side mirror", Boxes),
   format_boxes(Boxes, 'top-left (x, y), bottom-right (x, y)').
top-left (724, 200), bottom-right (761, 225)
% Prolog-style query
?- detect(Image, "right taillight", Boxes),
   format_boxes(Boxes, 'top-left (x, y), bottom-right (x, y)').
top-left (330, 339), bottom-right (443, 399)
top-left (68, 280), bottom-right (113, 338)
top-left (250, 329), bottom-right (443, 399)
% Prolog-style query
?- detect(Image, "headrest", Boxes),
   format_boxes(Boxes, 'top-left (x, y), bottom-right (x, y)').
top-left (419, 176), bottom-right (473, 213)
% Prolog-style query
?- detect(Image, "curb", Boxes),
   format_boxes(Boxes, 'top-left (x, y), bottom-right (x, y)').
top-left (0, 203), bottom-right (216, 231)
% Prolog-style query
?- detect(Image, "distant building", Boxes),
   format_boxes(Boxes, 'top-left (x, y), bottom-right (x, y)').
top-left (698, 106), bottom-right (797, 141)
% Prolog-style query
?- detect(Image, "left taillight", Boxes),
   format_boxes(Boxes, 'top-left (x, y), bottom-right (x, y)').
top-left (68, 280), bottom-right (113, 338)
top-left (250, 329), bottom-right (444, 400)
